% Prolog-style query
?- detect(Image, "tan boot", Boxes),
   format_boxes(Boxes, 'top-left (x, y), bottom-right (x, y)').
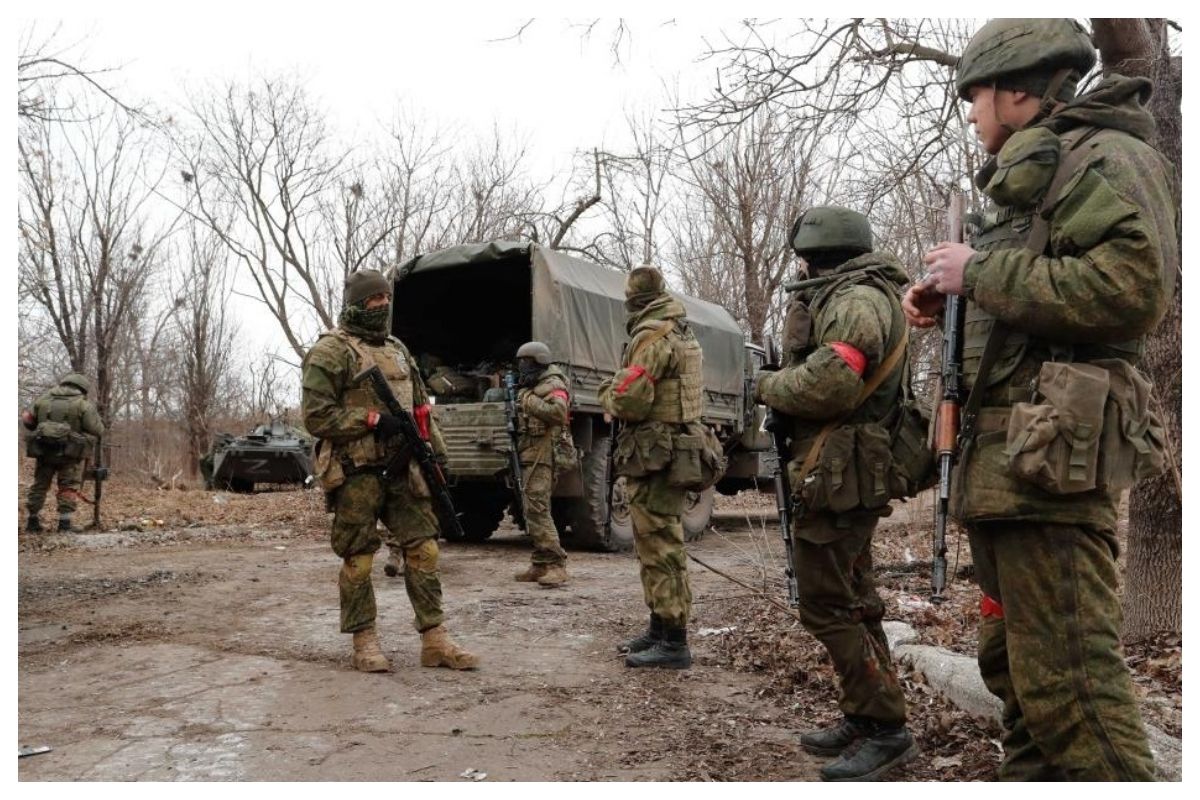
top-left (514, 563), bottom-right (548, 583)
top-left (420, 625), bottom-right (479, 670)
top-left (537, 563), bottom-right (569, 588)
top-left (351, 626), bottom-right (391, 673)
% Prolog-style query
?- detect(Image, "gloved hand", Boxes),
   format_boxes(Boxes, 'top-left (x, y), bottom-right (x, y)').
top-left (21, 410), bottom-right (36, 430)
top-left (371, 413), bottom-right (405, 439)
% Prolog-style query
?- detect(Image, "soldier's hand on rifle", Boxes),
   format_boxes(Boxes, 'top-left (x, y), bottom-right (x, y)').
top-left (367, 411), bottom-right (405, 439)
top-left (921, 241), bottom-right (975, 296)
top-left (902, 280), bottom-right (947, 329)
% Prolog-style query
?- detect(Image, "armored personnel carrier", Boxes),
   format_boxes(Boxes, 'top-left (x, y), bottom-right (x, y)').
top-left (201, 420), bottom-right (314, 492)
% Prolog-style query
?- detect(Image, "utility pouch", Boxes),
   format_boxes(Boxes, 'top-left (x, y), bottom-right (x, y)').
top-left (795, 426), bottom-right (859, 514)
top-left (888, 399), bottom-right (936, 499)
top-left (313, 439), bottom-right (346, 494)
top-left (553, 427), bottom-right (580, 475)
top-left (1093, 359), bottom-right (1167, 491)
top-left (613, 423), bottom-right (673, 478)
top-left (1005, 361), bottom-right (1108, 494)
top-left (856, 423), bottom-right (894, 511)
top-left (666, 422), bottom-right (726, 490)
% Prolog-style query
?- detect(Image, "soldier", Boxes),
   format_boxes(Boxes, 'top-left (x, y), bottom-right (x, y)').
top-left (753, 207), bottom-right (916, 781)
top-left (511, 341), bottom-right (572, 588)
top-left (21, 373), bottom-right (104, 533)
top-left (301, 269), bottom-right (478, 673)
top-left (600, 265), bottom-right (702, 669)
top-left (903, 19), bottom-right (1176, 780)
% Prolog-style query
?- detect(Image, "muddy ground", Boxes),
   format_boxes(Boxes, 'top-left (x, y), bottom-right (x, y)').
top-left (17, 477), bottom-right (1181, 781)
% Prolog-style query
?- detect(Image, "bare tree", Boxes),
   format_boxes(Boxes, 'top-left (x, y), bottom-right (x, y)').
top-left (17, 22), bottom-right (142, 121)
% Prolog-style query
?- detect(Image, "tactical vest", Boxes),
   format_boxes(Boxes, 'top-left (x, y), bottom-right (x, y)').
top-left (519, 367), bottom-right (567, 443)
top-left (38, 393), bottom-right (88, 432)
top-left (643, 322), bottom-right (703, 424)
top-left (319, 328), bottom-right (415, 468)
top-left (966, 126), bottom-right (1144, 404)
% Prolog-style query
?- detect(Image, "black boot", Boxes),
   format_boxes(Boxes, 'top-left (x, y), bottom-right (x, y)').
top-left (799, 716), bottom-right (870, 756)
top-left (57, 515), bottom-right (78, 533)
top-left (820, 725), bottom-right (918, 782)
top-left (617, 613), bottom-right (663, 654)
top-left (625, 623), bottom-right (691, 669)
top-left (25, 515), bottom-right (42, 533)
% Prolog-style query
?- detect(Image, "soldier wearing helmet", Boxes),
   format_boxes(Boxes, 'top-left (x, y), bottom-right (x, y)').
top-left (301, 269), bottom-right (478, 674)
top-left (21, 373), bottom-right (105, 533)
top-left (511, 341), bottom-right (574, 587)
top-left (755, 207), bottom-right (917, 780)
top-left (903, 18), bottom-right (1176, 780)
top-left (599, 265), bottom-right (704, 669)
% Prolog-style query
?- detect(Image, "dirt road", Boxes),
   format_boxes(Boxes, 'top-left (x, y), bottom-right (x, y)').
top-left (18, 517), bottom-right (827, 781)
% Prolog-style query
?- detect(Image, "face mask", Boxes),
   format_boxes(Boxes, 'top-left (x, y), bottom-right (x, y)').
top-left (518, 359), bottom-right (543, 387)
top-left (340, 304), bottom-right (390, 334)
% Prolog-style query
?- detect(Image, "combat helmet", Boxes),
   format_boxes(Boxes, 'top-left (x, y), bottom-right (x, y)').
top-left (956, 18), bottom-right (1096, 102)
top-left (61, 373), bottom-right (91, 395)
top-left (515, 341), bottom-right (553, 366)
top-left (790, 207), bottom-right (873, 257)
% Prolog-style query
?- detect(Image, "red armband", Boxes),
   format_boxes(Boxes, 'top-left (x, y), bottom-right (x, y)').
top-left (980, 594), bottom-right (1004, 619)
top-left (615, 365), bottom-right (655, 395)
top-left (548, 389), bottom-right (570, 404)
top-left (828, 341), bottom-right (867, 377)
top-left (366, 410), bottom-right (380, 429)
top-left (413, 404), bottom-right (431, 440)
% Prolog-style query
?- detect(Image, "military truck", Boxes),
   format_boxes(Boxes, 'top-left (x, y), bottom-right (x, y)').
top-left (392, 241), bottom-right (773, 551)
top-left (201, 420), bottom-right (314, 492)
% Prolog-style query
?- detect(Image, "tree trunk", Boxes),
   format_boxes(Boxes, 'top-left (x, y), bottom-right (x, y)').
top-left (1092, 18), bottom-right (1182, 640)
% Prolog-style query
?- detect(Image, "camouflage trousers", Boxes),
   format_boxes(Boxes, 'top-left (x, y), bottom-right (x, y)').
top-left (969, 520), bottom-right (1155, 781)
top-left (330, 469), bottom-right (444, 635)
top-left (522, 460), bottom-right (567, 566)
top-left (26, 458), bottom-right (83, 516)
top-left (794, 514), bottom-right (907, 726)
top-left (626, 472), bottom-right (691, 627)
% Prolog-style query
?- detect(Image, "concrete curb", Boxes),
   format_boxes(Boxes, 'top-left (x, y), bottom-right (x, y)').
top-left (882, 621), bottom-right (1181, 781)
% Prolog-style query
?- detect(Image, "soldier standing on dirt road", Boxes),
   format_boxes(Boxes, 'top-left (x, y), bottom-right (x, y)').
top-left (511, 341), bottom-right (573, 588)
top-left (21, 373), bottom-right (105, 534)
top-left (754, 207), bottom-right (918, 781)
top-left (301, 269), bottom-right (478, 674)
top-left (600, 265), bottom-right (704, 670)
top-left (903, 18), bottom-right (1176, 780)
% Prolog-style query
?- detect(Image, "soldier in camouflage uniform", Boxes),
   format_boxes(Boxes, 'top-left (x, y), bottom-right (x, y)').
top-left (21, 373), bottom-right (105, 533)
top-left (904, 19), bottom-right (1176, 781)
top-left (301, 269), bottom-right (478, 673)
top-left (511, 341), bottom-right (572, 588)
top-left (754, 208), bottom-right (917, 781)
top-left (600, 265), bottom-right (703, 669)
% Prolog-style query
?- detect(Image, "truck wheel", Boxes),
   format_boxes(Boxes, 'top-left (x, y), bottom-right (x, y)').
top-left (230, 477), bottom-right (254, 493)
top-left (682, 487), bottom-right (716, 542)
top-left (444, 488), bottom-right (506, 542)
top-left (569, 432), bottom-right (634, 552)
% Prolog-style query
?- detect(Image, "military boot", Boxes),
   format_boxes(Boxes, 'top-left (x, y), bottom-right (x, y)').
top-left (57, 515), bottom-right (79, 533)
top-left (383, 550), bottom-right (404, 578)
top-left (820, 725), bottom-right (918, 782)
top-left (514, 563), bottom-right (549, 583)
top-left (24, 515), bottom-right (43, 533)
top-left (536, 563), bottom-right (569, 588)
top-left (420, 625), bottom-right (480, 670)
top-left (617, 613), bottom-right (663, 654)
top-left (625, 623), bottom-right (691, 669)
top-left (799, 716), bottom-right (871, 756)
top-left (351, 626), bottom-right (391, 673)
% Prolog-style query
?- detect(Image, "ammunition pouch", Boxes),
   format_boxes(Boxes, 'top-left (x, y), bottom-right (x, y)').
top-left (1005, 359), bottom-right (1165, 495)
top-left (666, 421), bottom-right (727, 491)
top-left (26, 421), bottom-right (88, 461)
top-left (613, 422), bottom-right (674, 478)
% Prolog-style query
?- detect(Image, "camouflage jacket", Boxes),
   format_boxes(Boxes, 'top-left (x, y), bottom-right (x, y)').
top-left (955, 75), bottom-right (1177, 526)
top-left (755, 253), bottom-right (909, 431)
top-left (32, 384), bottom-right (105, 440)
top-left (300, 328), bottom-right (447, 466)
top-left (517, 365), bottom-right (570, 464)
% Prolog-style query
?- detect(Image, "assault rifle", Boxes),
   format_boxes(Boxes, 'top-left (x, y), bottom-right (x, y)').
top-left (87, 435), bottom-right (109, 529)
top-left (764, 337), bottom-right (800, 607)
top-left (357, 365), bottom-right (466, 540)
top-left (503, 372), bottom-right (527, 526)
top-left (931, 192), bottom-right (966, 604)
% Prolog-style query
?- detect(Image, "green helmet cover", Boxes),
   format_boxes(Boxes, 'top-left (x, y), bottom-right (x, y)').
top-left (61, 372), bottom-right (91, 394)
top-left (956, 18), bottom-right (1096, 102)
top-left (515, 341), bottom-right (553, 366)
top-left (790, 206), bottom-right (873, 256)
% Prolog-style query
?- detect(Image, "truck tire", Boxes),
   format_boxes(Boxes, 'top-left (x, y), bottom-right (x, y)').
top-left (569, 432), bottom-right (634, 552)
top-left (682, 487), bottom-right (716, 542)
top-left (444, 487), bottom-right (506, 543)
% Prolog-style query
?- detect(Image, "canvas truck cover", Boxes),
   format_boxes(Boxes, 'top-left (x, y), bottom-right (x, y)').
top-left (394, 241), bottom-right (746, 409)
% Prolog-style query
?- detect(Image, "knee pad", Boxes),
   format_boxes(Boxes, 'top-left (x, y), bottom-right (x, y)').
top-left (404, 538), bottom-right (439, 572)
top-left (342, 553), bottom-right (374, 584)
